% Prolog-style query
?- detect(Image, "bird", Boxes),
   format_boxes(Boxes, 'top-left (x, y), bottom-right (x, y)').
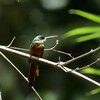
top-left (28, 35), bottom-right (57, 86)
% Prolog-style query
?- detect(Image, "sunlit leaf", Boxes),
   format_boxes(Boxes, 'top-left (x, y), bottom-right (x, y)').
top-left (61, 27), bottom-right (100, 38)
top-left (81, 68), bottom-right (100, 76)
top-left (69, 9), bottom-right (100, 23)
top-left (76, 32), bottom-right (100, 42)
top-left (87, 88), bottom-right (100, 96)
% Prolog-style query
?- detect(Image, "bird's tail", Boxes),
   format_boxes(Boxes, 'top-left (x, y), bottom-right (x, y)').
top-left (28, 63), bottom-right (39, 86)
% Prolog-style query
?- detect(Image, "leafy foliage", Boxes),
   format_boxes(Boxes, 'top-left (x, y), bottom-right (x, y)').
top-left (87, 87), bottom-right (100, 96)
top-left (61, 9), bottom-right (100, 42)
top-left (81, 68), bottom-right (100, 76)
top-left (0, 1), bottom-right (100, 100)
top-left (69, 9), bottom-right (100, 23)
top-left (62, 9), bottom-right (100, 96)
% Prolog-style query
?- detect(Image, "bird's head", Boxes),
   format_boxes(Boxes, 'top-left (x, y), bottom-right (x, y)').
top-left (33, 35), bottom-right (57, 43)
top-left (33, 35), bottom-right (46, 43)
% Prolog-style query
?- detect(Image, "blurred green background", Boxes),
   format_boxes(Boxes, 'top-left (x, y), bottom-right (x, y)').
top-left (0, 0), bottom-right (100, 100)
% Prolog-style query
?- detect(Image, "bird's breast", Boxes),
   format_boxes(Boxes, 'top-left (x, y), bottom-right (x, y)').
top-left (30, 44), bottom-right (44, 57)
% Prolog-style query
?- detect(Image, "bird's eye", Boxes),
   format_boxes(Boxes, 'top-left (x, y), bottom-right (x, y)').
top-left (40, 36), bottom-right (45, 40)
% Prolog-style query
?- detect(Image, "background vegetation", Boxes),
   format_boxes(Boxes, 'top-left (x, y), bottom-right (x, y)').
top-left (0, 0), bottom-right (100, 100)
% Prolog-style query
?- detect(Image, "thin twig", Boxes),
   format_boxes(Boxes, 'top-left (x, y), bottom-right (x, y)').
top-left (0, 91), bottom-right (2, 100)
top-left (58, 65), bottom-right (100, 87)
top-left (45, 40), bottom-right (74, 58)
top-left (10, 39), bottom-right (74, 58)
top-left (75, 58), bottom-right (100, 71)
top-left (11, 47), bottom-right (29, 52)
top-left (11, 46), bottom-right (74, 58)
top-left (0, 45), bottom-right (100, 87)
top-left (52, 49), bottom-right (74, 58)
top-left (11, 47), bottom-right (74, 58)
top-left (7, 37), bottom-right (16, 47)
top-left (45, 40), bottom-right (59, 50)
top-left (0, 51), bottom-right (42, 100)
top-left (10, 39), bottom-right (58, 51)
top-left (62, 47), bottom-right (100, 66)
top-left (10, 38), bottom-right (59, 52)
top-left (6, 37), bottom-right (29, 52)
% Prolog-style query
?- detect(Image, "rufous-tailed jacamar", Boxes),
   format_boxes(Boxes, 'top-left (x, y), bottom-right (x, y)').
top-left (28, 35), bottom-right (57, 86)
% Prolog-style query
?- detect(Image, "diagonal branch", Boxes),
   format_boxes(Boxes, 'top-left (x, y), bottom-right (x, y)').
top-left (10, 39), bottom-right (74, 58)
top-left (11, 46), bottom-right (29, 52)
top-left (51, 49), bottom-right (74, 58)
top-left (45, 40), bottom-right (74, 58)
top-left (0, 91), bottom-right (2, 100)
top-left (45, 40), bottom-right (59, 50)
top-left (0, 45), bottom-right (100, 87)
top-left (7, 37), bottom-right (16, 47)
top-left (74, 58), bottom-right (100, 71)
top-left (11, 46), bottom-right (74, 58)
top-left (59, 65), bottom-right (100, 87)
top-left (0, 51), bottom-right (42, 100)
top-left (61, 47), bottom-right (100, 66)
top-left (0, 45), bottom-right (56, 66)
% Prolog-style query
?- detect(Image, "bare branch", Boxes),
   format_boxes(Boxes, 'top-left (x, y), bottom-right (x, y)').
top-left (0, 91), bottom-right (2, 100)
top-left (11, 40), bottom-right (59, 52)
top-left (7, 37), bottom-right (29, 52)
top-left (7, 37), bottom-right (16, 47)
top-left (0, 45), bottom-right (56, 66)
top-left (45, 40), bottom-right (74, 58)
top-left (10, 39), bottom-right (74, 58)
top-left (61, 47), bottom-right (100, 66)
top-left (0, 51), bottom-right (42, 100)
top-left (45, 40), bottom-right (59, 50)
top-left (11, 47), bottom-right (29, 52)
top-left (75, 58), bottom-right (100, 71)
top-left (0, 45), bottom-right (100, 87)
top-left (10, 39), bottom-right (59, 52)
top-left (58, 65), bottom-right (100, 87)
top-left (11, 46), bottom-right (74, 58)
top-left (52, 49), bottom-right (74, 58)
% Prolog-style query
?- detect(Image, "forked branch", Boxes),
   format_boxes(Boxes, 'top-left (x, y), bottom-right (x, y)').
top-left (0, 45), bottom-right (100, 87)
top-left (0, 38), bottom-right (100, 100)
top-left (0, 51), bottom-right (42, 100)
top-left (11, 39), bottom-right (74, 58)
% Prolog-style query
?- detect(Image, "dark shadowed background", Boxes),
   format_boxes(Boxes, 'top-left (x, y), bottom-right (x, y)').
top-left (0, 0), bottom-right (100, 100)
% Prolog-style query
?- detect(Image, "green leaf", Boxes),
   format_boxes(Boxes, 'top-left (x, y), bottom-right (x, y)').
top-left (76, 32), bottom-right (100, 42)
top-left (61, 10), bottom-right (100, 43)
top-left (87, 88), bottom-right (100, 96)
top-left (69, 9), bottom-right (100, 23)
top-left (61, 27), bottom-right (100, 38)
top-left (81, 68), bottom-right (100, 76)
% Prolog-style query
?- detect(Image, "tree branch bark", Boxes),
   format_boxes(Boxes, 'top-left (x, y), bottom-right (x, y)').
top-left (0, 45), bottom-right (100, 87)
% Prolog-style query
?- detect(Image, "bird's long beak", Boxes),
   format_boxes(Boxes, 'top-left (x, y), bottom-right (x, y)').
top-left (45, 35), bottom-right (58, 39)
